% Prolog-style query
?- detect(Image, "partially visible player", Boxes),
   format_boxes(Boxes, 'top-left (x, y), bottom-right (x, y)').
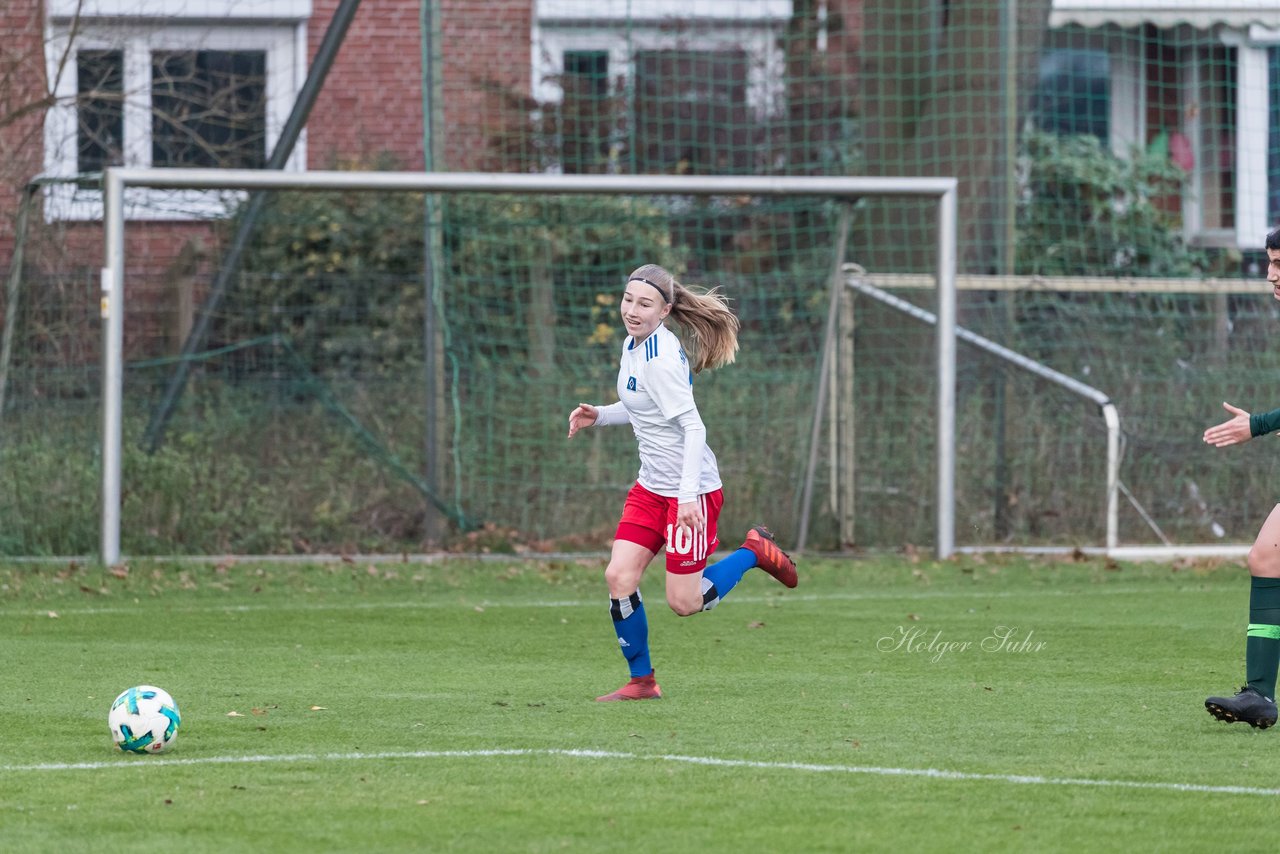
top-left (1201, 227), bottom-right (1280, 729)
top-left (567, 263), bottom-right (797, 702)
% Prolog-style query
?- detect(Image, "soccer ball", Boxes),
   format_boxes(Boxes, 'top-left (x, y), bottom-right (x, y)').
top-left (108, 686), bottom-right (181, 754)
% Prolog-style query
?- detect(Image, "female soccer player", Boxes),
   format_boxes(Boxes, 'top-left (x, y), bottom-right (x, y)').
top-left (567, 264), bottom-right (798, 702)
top-left (1202, 227), bottom-right (1280, 729)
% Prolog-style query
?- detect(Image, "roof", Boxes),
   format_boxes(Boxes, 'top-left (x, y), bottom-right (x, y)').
top-left (1051, 0), bottom-right (1280, 30)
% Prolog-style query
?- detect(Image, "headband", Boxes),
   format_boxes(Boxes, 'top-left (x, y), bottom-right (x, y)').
top-left (629, 276), bottom-right (672, 304)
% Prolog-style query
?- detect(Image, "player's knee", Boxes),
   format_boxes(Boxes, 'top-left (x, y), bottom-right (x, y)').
top-left (1248, 544), bottom-right (1280, 577)
top-left (604, 563), bottom-right (639, 598)
top-left (667, 594), bottom-right (701, 617)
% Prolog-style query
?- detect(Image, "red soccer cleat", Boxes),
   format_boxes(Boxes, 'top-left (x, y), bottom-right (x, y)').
top-left (595, 672), bottom-right (663, 702)
top-left (742, 526), bottom-right (798, 588)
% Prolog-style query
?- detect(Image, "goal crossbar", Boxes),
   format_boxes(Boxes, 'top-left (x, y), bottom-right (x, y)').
top-left (100, 167), bottom-right (959, 565)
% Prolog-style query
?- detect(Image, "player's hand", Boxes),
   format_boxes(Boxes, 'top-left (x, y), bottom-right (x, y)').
top-left (567, 403), bottom-right (598, 438)
top-left (677, 500), bottom-right (704, 536)
top-left (1203, 401), bottom-right (1253, 448)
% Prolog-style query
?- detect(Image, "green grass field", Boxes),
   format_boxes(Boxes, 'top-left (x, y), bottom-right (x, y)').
top-left (2, 553), bottom-right (1276, 852)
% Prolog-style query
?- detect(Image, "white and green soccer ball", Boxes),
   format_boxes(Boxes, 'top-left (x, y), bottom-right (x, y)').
top-left (109, 686), bottom-right (181, 754)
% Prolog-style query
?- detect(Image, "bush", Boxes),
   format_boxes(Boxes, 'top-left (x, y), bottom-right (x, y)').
top-left (1016, 131), bottom-right (1209, 278)
top-left (221, 165), bottom-right (684, 378)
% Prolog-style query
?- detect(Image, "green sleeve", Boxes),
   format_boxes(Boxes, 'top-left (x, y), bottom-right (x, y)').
top-left (1250, 408), bottom-right (1280, 437)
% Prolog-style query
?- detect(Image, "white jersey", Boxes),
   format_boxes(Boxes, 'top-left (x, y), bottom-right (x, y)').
top-left (616, 324), bottom-right (722, 498)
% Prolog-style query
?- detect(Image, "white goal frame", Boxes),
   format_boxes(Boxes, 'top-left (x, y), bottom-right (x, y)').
top-left (100, 168), bottom-right (959, 565)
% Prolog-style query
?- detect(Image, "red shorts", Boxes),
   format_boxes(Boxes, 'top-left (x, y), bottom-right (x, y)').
top-left (615, 482), bottom-right (723, 574)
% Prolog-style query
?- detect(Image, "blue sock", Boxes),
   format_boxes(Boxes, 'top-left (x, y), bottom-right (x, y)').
top-left (699, 548), bottom-right (757, 611)
top-left (610, 592), bottom-right (652, 677)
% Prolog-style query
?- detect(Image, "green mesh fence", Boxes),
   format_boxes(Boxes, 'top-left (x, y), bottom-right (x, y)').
top-left (5, 2), bottom-right (1280, 556)
top-left (2, 186), bottom-right (849, 556)
top-left (846, 280), bottom-right (1279, 548)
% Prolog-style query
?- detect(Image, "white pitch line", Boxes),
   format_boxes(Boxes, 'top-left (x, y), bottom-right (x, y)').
top-left (0, 584), bottom-right (1220, 619)
top-left (3, 747), bottom-right (1277, 797)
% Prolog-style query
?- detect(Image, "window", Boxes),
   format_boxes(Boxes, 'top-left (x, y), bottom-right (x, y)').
top-left (77, 49), bottom-right (125, 173)
top-left (1193, 45), bottom-right (1236, 234)
top-left (561, 50), bottom-right (610, 174)
top-left (1033, 48), bottom-right (1111, 140)
top-left (44, 17), bottom-right (304, 220)
top-left (151, 50), bottom-right (267, 169)
top-left (76, 48), bottom-right (267, 173)
top-left (532, 7), bottom-right (788, 176)
top-left (634, 49), bottom-right (750, 174)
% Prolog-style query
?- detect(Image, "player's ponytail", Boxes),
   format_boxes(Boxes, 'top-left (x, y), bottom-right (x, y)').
top-left (627, 264), bottom-right (739, 373)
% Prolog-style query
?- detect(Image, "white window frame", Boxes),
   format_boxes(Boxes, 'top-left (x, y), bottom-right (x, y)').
top-left (1176, 29), bottom-right (1269, 249)
top-left (1179, 51), bottom-right (1215, 244)
top-left (1179, 37), bottom-right (1234, 247)
top-left (532, 1), bottom-right (791, 173)
top-left (43, 11), bottom-right (308, 221)
top-left (1107, 40), bottom-right (1145, 158)
top-left (47, 0), bottom-right (311, 16)
top-left (1235, 25), bottom-right (1280, 249)
top-left (534, 26), bottom-right (787, 117)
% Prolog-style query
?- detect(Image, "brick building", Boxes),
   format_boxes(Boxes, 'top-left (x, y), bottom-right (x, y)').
top-left (0, 0), bottom-right (540, 273)
top-left (1, 0), bottom-right (845, 302)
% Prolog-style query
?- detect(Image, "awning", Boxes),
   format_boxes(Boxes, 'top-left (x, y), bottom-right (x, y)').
top-left (1051, 1), bottom-right (1280, 30)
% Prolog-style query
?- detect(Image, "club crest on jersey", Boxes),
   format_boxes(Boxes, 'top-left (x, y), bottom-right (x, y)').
top-left (626, 376), bottom-right (637, 391)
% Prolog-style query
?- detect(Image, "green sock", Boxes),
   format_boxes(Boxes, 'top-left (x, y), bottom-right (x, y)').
top-left (1246, 577), bottom-right (1280, 700)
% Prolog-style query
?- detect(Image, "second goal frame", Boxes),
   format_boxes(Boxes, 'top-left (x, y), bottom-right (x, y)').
top-left (100, 168), bottom-right (959, 565)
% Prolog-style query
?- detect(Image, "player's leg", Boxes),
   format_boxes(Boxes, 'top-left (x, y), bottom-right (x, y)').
top-left (698, 524), bottom-right (799, 607)
top-left (597, 485), bottom-right (665, 702)
top-left (666, 492), bottom-right (799, 615)
top-left (662, 491), bottom-right (777, 613)
top-left (1246, 504), bottom-right (1280, 578)
top-left (664, 491), bottom-right (722, 615)
top-left (1245, 507), bottom-right (1280, 709)
top-left (690, 527), bottom-right (799, 610)
top-left (1206, 504), bottom-right (1280, 728)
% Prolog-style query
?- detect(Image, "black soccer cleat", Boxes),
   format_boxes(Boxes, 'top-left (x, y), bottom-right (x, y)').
top-left (1205, 686), bottom-right (1278, 729)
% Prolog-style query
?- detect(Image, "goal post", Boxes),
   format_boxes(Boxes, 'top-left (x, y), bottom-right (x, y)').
top-left (99, 167), bottom-right (959, 565)
top-left (840, 273), bottom-right (1124, 553)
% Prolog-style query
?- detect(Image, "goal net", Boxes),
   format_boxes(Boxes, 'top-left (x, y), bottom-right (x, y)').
top-left (73, 169), bottom-right (957, 562)
top-left (842, 271), bottom-right (1279, 561)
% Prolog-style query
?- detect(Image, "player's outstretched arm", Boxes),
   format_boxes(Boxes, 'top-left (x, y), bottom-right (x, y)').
top-left (1203, 402), bottom-right (1253, 448)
